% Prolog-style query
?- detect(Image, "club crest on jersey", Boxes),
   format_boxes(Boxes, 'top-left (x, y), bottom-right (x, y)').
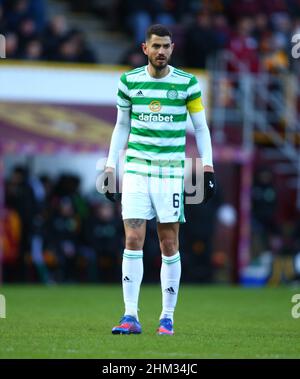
top-left (167, 89), bottom-right (178, 100)
top-left (149, 100), bottom-right (161, 112)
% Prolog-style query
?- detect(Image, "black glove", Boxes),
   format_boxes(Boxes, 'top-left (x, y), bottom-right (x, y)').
top-left (101, 170), bottom-right (116, 202)
top-left (203, 171), bottom-right (216, 204)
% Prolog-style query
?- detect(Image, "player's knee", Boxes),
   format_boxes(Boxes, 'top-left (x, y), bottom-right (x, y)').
top-left (159, 238), bottom-right (178, 256)
top-left (125, 234), bottom-right (144, 250)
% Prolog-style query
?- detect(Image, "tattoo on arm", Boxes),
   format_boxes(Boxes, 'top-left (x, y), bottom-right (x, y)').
top-left (124, 219), bottom-right (146, 229)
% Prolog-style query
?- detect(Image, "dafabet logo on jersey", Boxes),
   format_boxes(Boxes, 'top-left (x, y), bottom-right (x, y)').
top-left (149, 100), bottom-right (161, 112)
top-left (139, 113), bottom-right (174, 122)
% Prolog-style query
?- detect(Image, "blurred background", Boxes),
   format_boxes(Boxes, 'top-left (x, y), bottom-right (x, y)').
top-left (0, 0), bottom-right (300, 287)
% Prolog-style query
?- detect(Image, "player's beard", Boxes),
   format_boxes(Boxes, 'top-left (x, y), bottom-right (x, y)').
top-left (149, 55), bottom-right (170, 71)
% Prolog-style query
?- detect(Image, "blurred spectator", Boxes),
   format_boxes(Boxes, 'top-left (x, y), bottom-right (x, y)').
top-left (17, 16), bottom-right (39, 51)
top-left (4, 32), bottom-right (19, 58)
top-left (212, 203), bottom-right (238, 283)
top-left (2, 182), bottom-right (22, 282)
top-left (228, 18), bottom-right (260, 72)
top-left (119, 0), bottom-right (175, 44)
top-left (4, 0), bottom-right (46, 31)
top-left (185, 11), bottom-right (219, 68)
top-left (47, 196), bottom-right (80, 283)
top-left (0, 3), bottom-right (5, 34)
top-left (5, 0), bottom-right (31, 31)
top-left (27, 0), bottom-right (46, 32)
top-left (83, 201), bottom-right (122, 282)
top-left (43, 15), bottom-right (69, 60)
top-left (271, 12), bottom-right (292, 51)
top-left (21, 37), bottom-right (43, 60)
top-left (252, 13), bottom-right (270, 44)
top-left (167, 24), bottom-right (186, 66)
top-left (121, 44), bottom-right (148, 68)
top-left (67, 175), bottom-right (89, 220)
top-left (66, 29), bottom-right (97, 63)
top-left (181, 168), bottom-right (223, 282)
top-left (252, 167), bottom-right (278, 230)
top-left (264, 0), bottom-right (288, 14)
top-left (213, 13), bottom-right (231, 50)
top-left (52, 34), bottom-right (79, 62)
top-left (5, 166), bottom-right (37, 282)
top-left (51, 30), bottom-right (97, 63)
top-left (226, 0), bottom-right (263, 22)
top-left (260, 34), bottom-right (289, 73)
top-left (268, 221), bottom-right (296, 286)
top-left (251, 167), bottom-right (279, 257)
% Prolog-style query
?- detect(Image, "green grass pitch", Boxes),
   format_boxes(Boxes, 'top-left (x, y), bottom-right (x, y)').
top-left (0, 285), bottom-right (299, 358)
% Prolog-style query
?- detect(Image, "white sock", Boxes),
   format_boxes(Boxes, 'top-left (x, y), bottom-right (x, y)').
top-left (122, 249), bottom-right (143, 321)
top-left (160, 252), bottom-right (181, 322)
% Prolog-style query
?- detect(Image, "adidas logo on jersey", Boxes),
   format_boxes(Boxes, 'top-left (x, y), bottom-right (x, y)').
top-left (136, 90), bottom-right (144, 96)
top-left (165, 287), bottom-right (176, 295)
top-left (139, 113), bottom-right (174, 122)
top-left (123, 276), bottom-right (132, 282)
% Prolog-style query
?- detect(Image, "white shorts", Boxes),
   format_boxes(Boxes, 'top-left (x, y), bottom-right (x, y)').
top-left (121, 172), bottom-right (185, 223)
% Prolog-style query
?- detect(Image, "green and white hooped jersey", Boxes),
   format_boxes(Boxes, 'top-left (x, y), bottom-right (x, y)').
top-left (117, 65), bottom-right (204, 179)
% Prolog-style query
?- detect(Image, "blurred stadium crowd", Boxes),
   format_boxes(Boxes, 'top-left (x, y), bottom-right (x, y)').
top-left (3, 164), bottom-right (300, 285)
top-left (1, 0), bottom-right (300, 71)
top-left (0, 0), bottom-right (97, 62)
top-left (3, 165), bottom-right (223, 284)
top-left (4, 165), bottom-right (123, 283)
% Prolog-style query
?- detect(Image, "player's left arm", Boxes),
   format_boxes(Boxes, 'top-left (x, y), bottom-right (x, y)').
top-left (187, 77), bottom-right (216, 203)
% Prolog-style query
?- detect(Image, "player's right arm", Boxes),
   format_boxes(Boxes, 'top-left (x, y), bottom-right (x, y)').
top-left (105, 107), bottom-right (131, 170)
top-left (106, 73), bottom-right (132, 170)
top-left (102, 74), bottom-right (131, 201)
